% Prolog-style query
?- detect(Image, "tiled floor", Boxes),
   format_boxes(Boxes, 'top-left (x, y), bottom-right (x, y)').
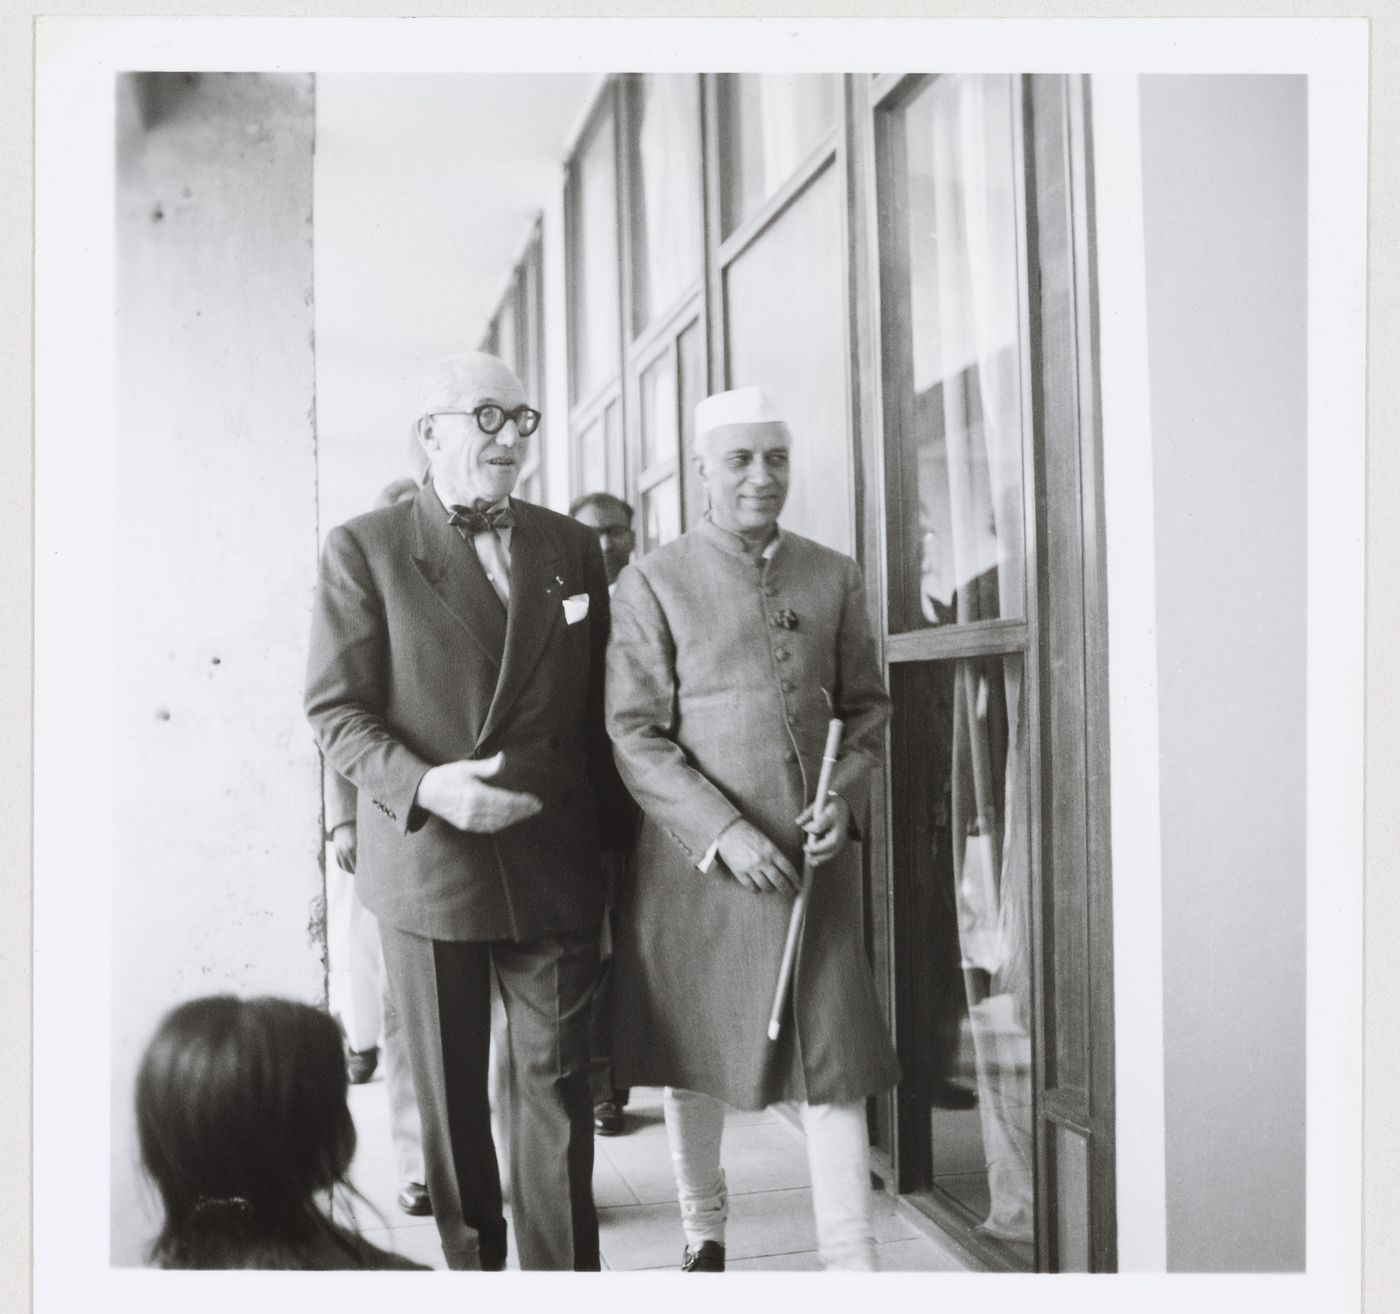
top-left (344, 1079), bottom-right (968, 1272)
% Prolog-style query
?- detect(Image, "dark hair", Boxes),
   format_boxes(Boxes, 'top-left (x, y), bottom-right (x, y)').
top-left (136, 995), bottom-right (362, 1269)
top-left (569, 490), bottom-right (634, 524)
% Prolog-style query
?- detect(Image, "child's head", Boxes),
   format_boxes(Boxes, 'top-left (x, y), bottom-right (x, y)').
top-left (136, 995), bottom-right (356, 1266)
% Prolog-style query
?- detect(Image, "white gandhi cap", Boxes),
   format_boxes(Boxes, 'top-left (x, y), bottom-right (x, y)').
top-left (694, 385), bottom-right (790, 448)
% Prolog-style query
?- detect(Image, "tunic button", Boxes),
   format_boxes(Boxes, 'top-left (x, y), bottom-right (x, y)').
top-left (784, 749), bottom-right (797, 763)
top-left (780, 678), bottom-right (794, 693)
top-left (774, 648), bottom-right (789, 662)
top-left (764, 584), bottom-right (777, 596)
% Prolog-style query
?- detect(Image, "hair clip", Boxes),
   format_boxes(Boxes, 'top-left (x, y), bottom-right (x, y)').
top-left (192, 1195), bottom-right (254, 1222)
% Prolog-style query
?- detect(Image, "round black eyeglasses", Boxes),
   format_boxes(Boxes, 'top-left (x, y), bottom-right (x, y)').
top-left (429, 404), bottom-right (542, 438)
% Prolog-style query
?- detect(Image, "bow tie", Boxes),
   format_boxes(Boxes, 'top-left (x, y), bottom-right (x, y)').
top-left (448, 502), bottom-right (515, 537)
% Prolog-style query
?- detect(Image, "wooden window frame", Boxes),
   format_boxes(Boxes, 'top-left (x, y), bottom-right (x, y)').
top-left (859, 70), bottom-right (1116, 1273)
top-left (566, 83), bottom-right (627, 498)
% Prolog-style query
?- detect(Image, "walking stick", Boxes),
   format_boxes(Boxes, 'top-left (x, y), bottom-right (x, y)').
top-left (767, 715), bottom-right (844, 1042)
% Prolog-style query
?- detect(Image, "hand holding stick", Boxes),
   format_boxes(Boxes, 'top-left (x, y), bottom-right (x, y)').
top-left (767, 716), bottom-right (844, 1043)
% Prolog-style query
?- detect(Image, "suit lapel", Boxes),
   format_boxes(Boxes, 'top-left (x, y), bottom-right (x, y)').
top-left (408, 487), bottom-right (507, 668)
top-left (478, 501), bottom-right (563, 747)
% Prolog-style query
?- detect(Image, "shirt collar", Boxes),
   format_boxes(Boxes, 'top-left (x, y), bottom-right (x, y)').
top-left (695, 513), bottom-right (783, 562)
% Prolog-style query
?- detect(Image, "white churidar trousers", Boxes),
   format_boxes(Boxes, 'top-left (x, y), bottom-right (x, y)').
top-left (662, 1086), bottom-right (876, 1271)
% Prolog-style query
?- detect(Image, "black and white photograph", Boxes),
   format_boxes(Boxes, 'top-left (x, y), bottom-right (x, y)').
top-left (28, 14), bottom-right (1368, 1313)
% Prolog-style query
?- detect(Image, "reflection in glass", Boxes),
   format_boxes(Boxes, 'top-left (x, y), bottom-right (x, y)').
top-left (892, 653), bottom-right (1034, 1266)
top-left (628, 75), bottom-right (703, 337)
top-left (643, 476), bottom-right (681, 551)
top-left (885, 74), bottom-right (1025, 630)
top-left (573, 114), bottom-right (621, 402)
top-left (718, 74), bottom-right (839, 237)
top-left (640, 351), bottom-right (678, 472)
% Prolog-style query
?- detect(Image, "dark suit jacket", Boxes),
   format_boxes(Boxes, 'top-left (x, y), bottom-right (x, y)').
top-left (305, 487), bottom-right (625, 942)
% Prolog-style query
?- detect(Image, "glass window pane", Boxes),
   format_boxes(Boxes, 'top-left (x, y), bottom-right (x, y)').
top-left (496, 282), bottom-right (517, 376)
top-left (639, 349), bottom-right (678, 472)
top-left (604, 398), bottom-right (624, 496)
top-left (520, 244), bottom-right (541, 398)
top-left (628, 75), bottom-right (703, 337)
top-left (1054, 1125), bottom-right (1091, 1272)
top-left (677, 318), bottom-right (705, 529)
top-left (578, 415), bottom-right (606, 496)
top-left (642, 475), bottom-right (681, 551)
top-left (724, 164), bottom-right (850, 554)
top-left (882, 74), bottom-right (1026, 631)
top-left (572, 111), bottom-right (621, 402)
top-left (889, 652), bottom-right (1035, 1269)
top-left (718, 74), bottom-right (839, 236)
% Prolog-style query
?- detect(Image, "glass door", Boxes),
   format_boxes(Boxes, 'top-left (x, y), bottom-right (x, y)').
top-left (874, 70), bottom-right (1116, 1273)
top-left (876, 72), bottom-right (1039, 1271)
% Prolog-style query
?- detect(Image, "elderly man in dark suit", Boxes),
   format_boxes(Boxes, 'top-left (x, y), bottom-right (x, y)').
top-left (606, 386), bottom-right (900, 1272)
top-left (305, 352), bottom-right (623, 1271)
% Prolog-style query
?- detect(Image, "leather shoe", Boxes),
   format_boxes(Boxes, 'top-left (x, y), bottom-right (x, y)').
top-left (397, 1182), bottom-right (432, 1216)
top-left (681, 1240), bottom-right (725, 1272)
top-left (346, 1046), bottom-right (379, 1084)
top-left (593, 1098), bottom-right (624, 1136)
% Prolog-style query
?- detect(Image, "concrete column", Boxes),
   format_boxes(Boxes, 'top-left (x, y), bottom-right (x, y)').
top-left (111, 71), bottom-right (322, 1265)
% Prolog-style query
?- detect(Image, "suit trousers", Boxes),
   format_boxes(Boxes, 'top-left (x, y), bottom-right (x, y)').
top-left (380, 924), bottom-right (601, 1271)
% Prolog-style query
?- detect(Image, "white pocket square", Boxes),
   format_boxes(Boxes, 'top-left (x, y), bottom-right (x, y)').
top-left (563, 593), bottom-right (590, 624)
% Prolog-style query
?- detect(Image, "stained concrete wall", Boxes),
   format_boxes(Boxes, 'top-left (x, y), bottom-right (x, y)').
top-left (111, 72), bottom-right (323, 1264)
top-left (1139, 74), bottom-right (1308, 1272)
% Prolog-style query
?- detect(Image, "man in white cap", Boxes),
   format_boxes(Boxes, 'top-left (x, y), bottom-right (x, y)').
top-left (306, 352), bottom-right (628, 1271)
top-left (605, 385), bottom-right (900, 1271)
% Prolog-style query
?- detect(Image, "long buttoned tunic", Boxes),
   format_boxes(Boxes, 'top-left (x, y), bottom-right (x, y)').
top-left (605, 517), bottom-right (901, 1109)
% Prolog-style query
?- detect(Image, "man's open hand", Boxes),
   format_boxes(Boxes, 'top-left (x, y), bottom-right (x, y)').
top-left (416, 754), bottom-right (542, 833)
top-left (716, 818), bottom-right (802, 895)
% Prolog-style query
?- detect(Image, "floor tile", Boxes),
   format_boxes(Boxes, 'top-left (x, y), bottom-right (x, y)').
top-left (598, 1185), bottom-right (917, 1271)
top-left (724, 1233), bottom-right (964, 1272)
top-left (720, 1121), bottom-right (813, 1194)
top-left (347, 1067), bottom-right (964, 1274)
top-left (873, 1236), bottom-right (966, 1272)
top-left (358, 1223), bottom-right (446, 1270)
top-left (727, 1249), bottom-right (825, 1271)
top-left (592, 1149), bottom-right (641, 1207)
top-left (600, 1099), bottom-right (808, 1204)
